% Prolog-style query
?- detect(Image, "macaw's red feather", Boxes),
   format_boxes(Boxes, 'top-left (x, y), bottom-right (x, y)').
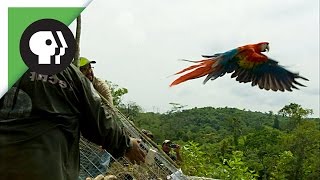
top-left (170, 60), bottom-right (215, 87)
top-left (173, 60), bottom-right (208, 75)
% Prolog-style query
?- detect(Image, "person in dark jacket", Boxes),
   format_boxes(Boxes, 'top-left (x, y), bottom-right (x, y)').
top-left (0, 65), bottom-right (145, 180)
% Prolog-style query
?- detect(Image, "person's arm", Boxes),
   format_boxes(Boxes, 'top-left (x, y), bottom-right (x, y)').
top-left (125, 138), bottom-right (146, 164)
top-left (92, 77), bottom-right (114, 106)
top-left (77, 74), bottom-right (126, 153)
top-left (79, 77), bottom-right (128, 158)
top-left (173, 145), bottom-right (182, 165)
top-left (77, 74), bottom-right (145, 163)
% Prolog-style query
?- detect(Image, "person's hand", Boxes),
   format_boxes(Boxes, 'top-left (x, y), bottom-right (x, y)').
top-left (173, 144), bottom-right (180, 153)
top-left (124, 138), bottom-right (146, 164)
top-left (87, 174), bottom-right (118, 180)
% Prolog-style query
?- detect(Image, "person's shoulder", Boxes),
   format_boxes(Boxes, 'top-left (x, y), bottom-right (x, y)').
top-left (94, 77), bottom-right (102, 81)
top-left (93, 77), bottom-right (107, 83)
top-left (61, 64), bottom-right (82, 77)
top-left (58, 64), bottom-right (91, 89)
top-left (63, 64), bottom-right (90, 81)
top-left (70, 64), bottom-right (84, 75)
top-left (93, 77), bottom-right (110, 87)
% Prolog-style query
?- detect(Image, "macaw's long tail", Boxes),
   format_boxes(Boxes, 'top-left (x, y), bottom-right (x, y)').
top-left (170, 59), bottom-right (217, 87)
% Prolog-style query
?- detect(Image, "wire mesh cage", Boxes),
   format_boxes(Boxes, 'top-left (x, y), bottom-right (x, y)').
top-left (79, 136), bottom-right (188, 179)
top-left (79, 137), bottom-right (112, 180)
top-left (78, 94), bottom-right (191, 180)
top-left (79, 135), bottom-right (191, 180)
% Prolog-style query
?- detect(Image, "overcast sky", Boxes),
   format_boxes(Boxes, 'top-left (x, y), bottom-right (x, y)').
top-left (71, 0), bottom-right (319, 117)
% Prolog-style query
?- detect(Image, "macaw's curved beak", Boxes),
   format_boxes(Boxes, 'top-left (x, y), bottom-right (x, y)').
top-left (266, 44), bottom-right (270, 52)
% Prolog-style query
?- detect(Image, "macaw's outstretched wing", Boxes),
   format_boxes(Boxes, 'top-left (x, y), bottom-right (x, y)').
top-left (231, 59), bottom-right (309, 91)
top-left (170, 49), bottom-right (240, 87)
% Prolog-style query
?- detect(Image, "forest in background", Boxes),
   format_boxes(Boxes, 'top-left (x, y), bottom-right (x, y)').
top-left (109, 81), bottom-right (320, 179)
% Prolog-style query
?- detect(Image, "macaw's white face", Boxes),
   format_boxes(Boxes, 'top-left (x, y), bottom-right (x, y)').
top-left (260, 43), bottom-right (270, 52)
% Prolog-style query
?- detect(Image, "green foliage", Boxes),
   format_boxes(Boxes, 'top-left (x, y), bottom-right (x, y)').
top-left (136, 106), bottom-right (281, 145)
top-left (181, 143), bottom-right (258, 179)
top-left (181, 142), bottom-right (216, 177)
top-left (118, 101), bottom-right (143, 120)
top-left (271, 151), bottom-right (295, 180)
top-left (278, 103), bottom-right (313, 129)
top-left (272, 116), bottom-right (280, 129)
top-left (243, 127), bottom-right (283, 178)
top-left (281, 121), bottom-right (320, 179)
top-left (278, 103), bottom-right (313, 119)
top-left (228, 118), bottom-right (242, 147)
top-left (216, 151), bottom-right (258, 180)
top-left (131, 103), bottom-right (319, 179)
top-left (106, 80), bottom-right (128, 107)
top-left (134, 112), bottom-right (164, 142)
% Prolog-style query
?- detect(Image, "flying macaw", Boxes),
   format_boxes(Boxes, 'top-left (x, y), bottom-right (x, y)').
top-left (170, 42), bottom-right (308, 92)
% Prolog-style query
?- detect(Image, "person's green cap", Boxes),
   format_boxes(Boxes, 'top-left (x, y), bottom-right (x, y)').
top-left (79, 57), bottom-right (96, 67)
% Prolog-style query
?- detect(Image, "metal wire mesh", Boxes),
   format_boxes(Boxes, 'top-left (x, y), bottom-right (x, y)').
top-left (78, 137), bottom-right (186, 179)
top-left (78, 93), bottom-right (190, 180)
top-left (79, 135), bottom-right (216, 179)
top-left (79, 137), bottom-right (111, 180)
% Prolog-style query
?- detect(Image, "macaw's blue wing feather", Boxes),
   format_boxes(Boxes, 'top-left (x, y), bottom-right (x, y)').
top-left (202, 58), bottom-right (238, 84)
top-left (202, 49), bottom-right (242, 84)
top-left (232, 59), bottom-right (309, 91)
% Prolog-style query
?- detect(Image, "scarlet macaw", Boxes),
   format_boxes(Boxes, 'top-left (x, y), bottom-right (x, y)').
top-left (170, 42), bottom-right (308, 92)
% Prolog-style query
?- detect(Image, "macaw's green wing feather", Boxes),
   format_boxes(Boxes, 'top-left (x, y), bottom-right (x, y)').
top-left (232, 59), bottom-right (309, 91)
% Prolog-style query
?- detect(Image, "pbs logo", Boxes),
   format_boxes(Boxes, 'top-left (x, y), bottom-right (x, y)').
top-left (20, 19), bottom-right (76, 75)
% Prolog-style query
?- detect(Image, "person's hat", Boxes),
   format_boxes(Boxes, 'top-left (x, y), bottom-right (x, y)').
top-left (142, 129), bottom-right (154, 139)
top-left (142, 129), bottom-right (151, 135)
top-left (141, 129), bottom-right (148, 134)
top-left (79, 57), bottom-right (96, 67)
top-left (162, 140), bottom-right (171, 145)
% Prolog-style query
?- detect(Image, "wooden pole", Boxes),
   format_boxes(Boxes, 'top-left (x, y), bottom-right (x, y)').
top-left (73, 15), bottom-right (81, 67)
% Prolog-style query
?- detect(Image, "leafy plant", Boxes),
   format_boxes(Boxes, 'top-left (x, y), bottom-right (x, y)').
top-left (216, 151), bottom-right (258, 180)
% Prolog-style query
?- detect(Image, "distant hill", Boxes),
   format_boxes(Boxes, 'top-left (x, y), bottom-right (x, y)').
top-left (131, 106), bottom-right (320, 179)
top-left (133, 106), bottom-right (319, 145)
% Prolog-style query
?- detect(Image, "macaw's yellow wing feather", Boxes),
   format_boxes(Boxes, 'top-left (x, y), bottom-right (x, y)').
top-left (170, 60), bottom-right (215, 87)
